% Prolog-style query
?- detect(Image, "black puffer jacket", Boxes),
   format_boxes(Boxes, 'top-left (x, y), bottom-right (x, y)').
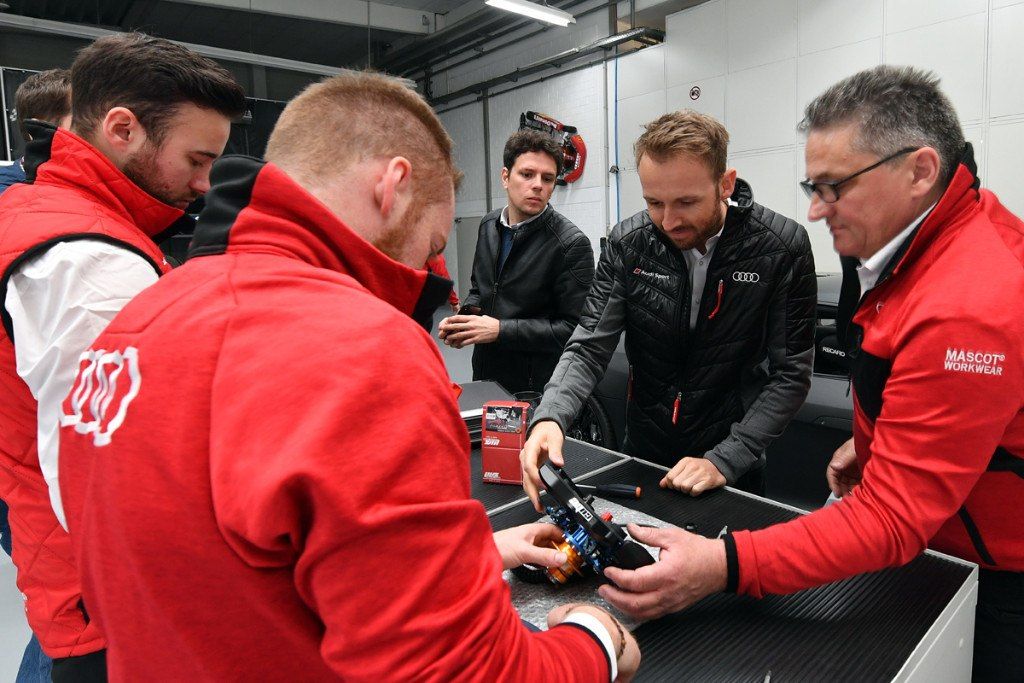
top-left (463, 206), bottom-right (594, 394)
top-left (534, 180), bottom-right (816, 481)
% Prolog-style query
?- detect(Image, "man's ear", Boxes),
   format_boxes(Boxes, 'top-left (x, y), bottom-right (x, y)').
top-left (719, 168), bottom-right (738, 201)
top-left (98, 107), bottom-right (147, 158)
top-left (500, 166), bottom-right (511, 190)
top-left (909, 147), bottom-right (941, 200)
top-left (373, 156), bottom-right (413, 219)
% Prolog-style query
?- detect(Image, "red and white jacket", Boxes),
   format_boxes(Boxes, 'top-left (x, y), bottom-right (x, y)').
top-left (0, 124), bottom-right (176, 657)
top-left (58, 156), bottom-right (612, 681)
top-left (732, 146), bottom-right (1024, 596)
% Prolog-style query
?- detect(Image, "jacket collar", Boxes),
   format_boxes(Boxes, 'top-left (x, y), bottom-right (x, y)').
top-left (874, 142), bottom-right (980, 285)
top-left (495, 202), bottom-right (553, 240)
top-left (648, 177), bottom-right (755, 253)
top-left (189, 155), bottom-right (451, 329)
top-left (22, 120), bottom-right (183, 239)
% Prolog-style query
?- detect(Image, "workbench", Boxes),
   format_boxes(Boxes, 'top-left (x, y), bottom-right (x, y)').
top-left (469, 438), bottom-right (978, 682)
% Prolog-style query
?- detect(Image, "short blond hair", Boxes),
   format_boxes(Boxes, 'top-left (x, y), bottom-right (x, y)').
top-left (634, 110), bottom-right (729, 177)
top-left (266, 71), bottom-right (461, 198)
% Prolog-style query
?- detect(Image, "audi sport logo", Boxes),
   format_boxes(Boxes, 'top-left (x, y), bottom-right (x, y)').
top-left (732, 271), bottom-right (760, 283)
top-left (59, 347), bottom-right (142, 447)
top-left (633, 267), bottom-right (669, 282)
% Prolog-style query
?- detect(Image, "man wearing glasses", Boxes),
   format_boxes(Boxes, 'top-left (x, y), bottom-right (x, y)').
top-left (589, 65), bottom-right (1024, 681)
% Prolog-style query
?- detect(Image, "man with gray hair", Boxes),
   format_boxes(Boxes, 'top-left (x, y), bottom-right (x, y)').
top-left (587, 65), bottom-right (1024, 681)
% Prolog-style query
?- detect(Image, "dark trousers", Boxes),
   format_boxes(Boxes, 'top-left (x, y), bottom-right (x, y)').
top-left (1, 498), bottom-right (11, 556)
top-left (973, 569), bottom-right (1024, 682)
top-left (50, 650), bottom-right (107, 683)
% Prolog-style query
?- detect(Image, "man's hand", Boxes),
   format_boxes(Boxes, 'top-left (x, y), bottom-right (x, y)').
top-left (520, 420), bottom-right (565, 512)
top-left (547, 603), bottom-right (640, 682)
top-left (599, 524), bottom-right (727, 621)
top-left (659, 457), bottom-right (726, 496)
top-left (437, 314), bottom-right (499, 348)
top-left (827, 437), bottom-right (860, 498)
top-left (492, 523), bottom-right (566, 570)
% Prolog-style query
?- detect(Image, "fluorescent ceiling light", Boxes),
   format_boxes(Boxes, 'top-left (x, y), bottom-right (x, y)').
top-left (485, 0), bottom-right (576, 27)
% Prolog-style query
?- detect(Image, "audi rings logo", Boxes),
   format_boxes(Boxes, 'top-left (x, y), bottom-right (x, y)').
top-left (732, 271), bottom-right (760, 283)
top-left (59, 346), bottom-right (142, 447)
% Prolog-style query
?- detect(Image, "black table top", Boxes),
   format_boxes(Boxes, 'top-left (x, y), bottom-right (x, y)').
top-left (457, 380), bottom-right (513, 415)
top-left (487, 456), bottom-right (975, 682)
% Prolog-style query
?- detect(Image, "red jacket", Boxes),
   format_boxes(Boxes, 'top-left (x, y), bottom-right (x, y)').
top-left (427, 253), bottom-right (459, 308)
top-left (0, 126), bottom-right (176, 657)
top-left (58, 156), bottom-right (610, 681)
top-left (734, 148), bottom-right (1024, 597)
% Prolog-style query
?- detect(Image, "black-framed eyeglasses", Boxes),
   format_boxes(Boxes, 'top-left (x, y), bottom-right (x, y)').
top-left (799, 146), bottom-right (921, 203)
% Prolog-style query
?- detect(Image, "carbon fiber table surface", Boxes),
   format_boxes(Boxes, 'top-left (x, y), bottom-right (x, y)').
top-left (470, 440), bottom-right (626, 513)
top-left (488, 458), bottom-right (975, 682)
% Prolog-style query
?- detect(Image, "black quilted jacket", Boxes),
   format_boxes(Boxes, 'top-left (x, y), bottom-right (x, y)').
top-left (463, 205), bottom-right (594, 394)
top-left (534, 180), bottom-right (816, 480)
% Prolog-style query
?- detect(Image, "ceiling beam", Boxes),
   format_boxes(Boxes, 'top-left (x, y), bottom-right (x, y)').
top-left (167, 0), bottom-right (435, 35)
top-left (0, 12), bottom-right (418, 81)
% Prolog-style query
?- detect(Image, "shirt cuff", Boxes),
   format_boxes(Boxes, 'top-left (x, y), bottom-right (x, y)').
top-left (561, 611), bottom-right (617, 681)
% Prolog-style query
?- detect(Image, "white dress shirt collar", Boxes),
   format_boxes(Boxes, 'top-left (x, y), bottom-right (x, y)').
top-left (857, 203), bottom-right (935, 295)
top-left (499, 203), bottom-right (548, 230)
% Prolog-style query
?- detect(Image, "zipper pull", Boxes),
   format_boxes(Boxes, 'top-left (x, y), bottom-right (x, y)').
top-left (672, 391), bottom-right (682, 425)
top-left (707, 279), bottom-right (724, 320)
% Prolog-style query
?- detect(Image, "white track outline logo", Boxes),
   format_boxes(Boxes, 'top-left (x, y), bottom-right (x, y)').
top-left (60, 347), bottom-right (142, 447)
top-left (732, 271), bottom-right (760, 283)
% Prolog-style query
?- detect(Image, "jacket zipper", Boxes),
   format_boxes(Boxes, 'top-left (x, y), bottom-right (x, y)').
top-left (707, 279), bottom-right (724, 319)
top-left (627, 365), bottom-right (634, 402)
top-left (672, 251), bottom-right (690, 430)
top-left (490, 227), bottom-right (520, 313)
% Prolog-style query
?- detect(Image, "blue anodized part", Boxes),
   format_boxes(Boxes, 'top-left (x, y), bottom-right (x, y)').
top-left (546, 504), bottom-right (605, 573)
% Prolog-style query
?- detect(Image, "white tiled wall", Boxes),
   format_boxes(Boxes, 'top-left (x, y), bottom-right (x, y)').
top-left (726, 0), bottom-right (797, 72)
top-left (883, 13), bottom-right (987, 123)
top-left (989, 3), bottom-right (1024, 119)
top-left (437, 57), bottom-right (611, 304)
top-left (610, 0), bottom-right (1024, 273)
top-left (437, 0), bottom-right (1024, 281)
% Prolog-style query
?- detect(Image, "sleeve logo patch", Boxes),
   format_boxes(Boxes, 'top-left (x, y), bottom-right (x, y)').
top-left (59, 347), bottom-right (142, 446)
top-left (944, 348), bottom-right (1005, 376)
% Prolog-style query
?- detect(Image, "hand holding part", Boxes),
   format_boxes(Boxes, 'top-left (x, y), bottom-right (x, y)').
top-left (521, 420), bottom-right (565, 512)
top-left (492, 523), bottom-right (567, 570)
top-left (660, 456), bottom-right (726, 496)
top-left (600, 523), bottom-right (727, 621)
top-left (827, 437), bottom-right (860, 498)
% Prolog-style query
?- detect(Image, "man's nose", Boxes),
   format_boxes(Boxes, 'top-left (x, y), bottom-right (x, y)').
top-left (662, 207), bottom-right (682, 230)
top-left (807, 193), bottom-right (831, 222)
top-left (191, 171), bottom-right (212, 196)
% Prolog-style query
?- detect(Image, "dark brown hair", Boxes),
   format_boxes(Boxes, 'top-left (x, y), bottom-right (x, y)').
top-left (14, 69), bottom-right (71, 141)
top-left (634, 110), bottom-right (729, 177)
top-left (71, 32), bottom-right (246, 144)
top-left (503, 129), bottom-right (563, 175)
